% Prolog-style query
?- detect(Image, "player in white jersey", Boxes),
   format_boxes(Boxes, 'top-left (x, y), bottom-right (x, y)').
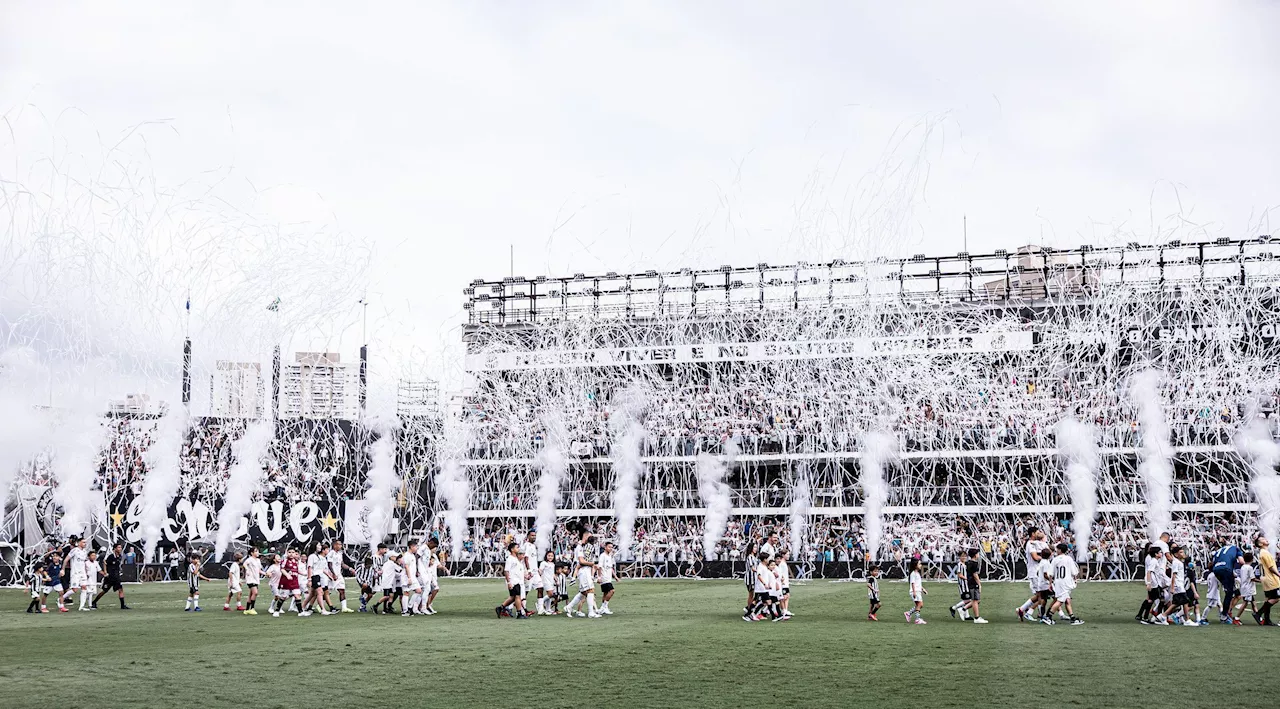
top-left (746, 554), bottom-right (776, 621)
top-left (904, 558), bottom-right (926, 624)
top-left (224, 552), bottom-right (244, 612)
top-left (1015, 528), bottom-right (1049, 620)
top-left (302, 541), bottom-right (333, 616)
top-left (375, 551), bottom-right (402, 615)
top-left (328, 541), bottom-right (355, 613)
top-left (1229, 553), bottom-right (1257, 624)
top-left (64, 538), bottom-right (89, 608)
top-left (419, 539), bottom-right (441, 614)
top-left (1167, 546), bottom-right (1198, 626)
top-left (265, 554), bottom-right (285, 616)
top-left (775, 549), bottom-right (793, 619)
top-left (597, 541), bottom-right (617, 615)
top-left (78, 550), bottom-right (101, 611)
top-left (566, 534), bottom-right (602, 618)
top-left (496, 542), bottom-right (529, 619)
top-left (537, 550), bottom-right (557, 615)
top-left (1045, 543), bottom-right (1083, 625)
top-left (1029, 550), bottom-right (1054, 621)
top-left (1138, 546), bottom-right (1169, 624)
top-left (521, 531), bottom-right (541, 613)
top-left (403, 540), bottom-right (423, 617)
top-left (242, 548), bottom-right (264, 615)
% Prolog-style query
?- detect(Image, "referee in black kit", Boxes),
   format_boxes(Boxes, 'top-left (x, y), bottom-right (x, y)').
top-left (92, 543), bottom-right (131, 610)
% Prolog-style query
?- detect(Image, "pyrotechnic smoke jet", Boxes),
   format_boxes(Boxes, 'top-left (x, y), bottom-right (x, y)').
top-left (859, 432), bottom-right (896, 562)
top-left (1056, 418), bottom-right (1099, 562)
top-left (0, 348), bottom-right (50, 530)
top-left (789, 467), bottom-right (811, 558)
top-left (610, 387), bottom-right (646, 561)
top-left (364, 418), bottom-right (401, 548)
top-left (1131, 369), bottom-right (1173, 541)
top-left (533, 414), bottom-right (570, 556)
top-left (696, 439), bottom-right (738, 558)
top-left (213, 421), bottom-right (275, 559)
top-left (139, 404), bottom-right (189, 562)
top-left (1234, 418), bottom-right (1280, 546)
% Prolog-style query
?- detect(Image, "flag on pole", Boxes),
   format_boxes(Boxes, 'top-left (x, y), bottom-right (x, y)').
top-left (266, 297), bottom-right (281, 312)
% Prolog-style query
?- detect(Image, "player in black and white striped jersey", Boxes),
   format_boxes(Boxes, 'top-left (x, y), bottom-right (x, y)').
top-left (355, 557), bottom-right (378, 612)
top-left (866, 564), bottom-right (882, 621)
top-left (743, 541), bottom-right (760, 619)
top-left (950, 549), bottom-right (972, 621)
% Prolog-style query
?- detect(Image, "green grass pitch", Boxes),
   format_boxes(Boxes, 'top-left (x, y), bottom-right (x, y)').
top-left (1, 579), bottom-right (1271, 708)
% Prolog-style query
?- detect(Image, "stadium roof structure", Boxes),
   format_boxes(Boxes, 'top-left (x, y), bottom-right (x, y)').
top-left (464, 236), bottom-right (1280, 328)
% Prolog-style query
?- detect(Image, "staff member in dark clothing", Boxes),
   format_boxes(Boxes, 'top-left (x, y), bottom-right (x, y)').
top-left (92, 543), bottom-right (131, 610)
top-left (1210, 534), bottom-right (1243, 623)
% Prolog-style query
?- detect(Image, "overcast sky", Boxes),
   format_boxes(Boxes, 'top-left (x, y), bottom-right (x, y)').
top-left (3, 1), bottom-right (1278, 395)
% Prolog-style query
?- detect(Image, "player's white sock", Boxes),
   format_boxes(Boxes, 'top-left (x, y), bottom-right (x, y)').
top-left (79, 591), bottom-right (89, 610)
top-left (601, 601), bottom-right (609, 612)
top-left (184, 597), bottom-right (192, 610)
top-left (62, 590), bottom-right (75, 603)
top-left (193, 594), bottom-right (200, 609)
top-left (588, 596), bottom-right (598, 615)
top-left (1019, 600), bottom-right (1034, 612)
top-left (341, 598), bottom-right (349, 611)
top-left (569, 592), bottom-right (584, 612)
top-left (409, 593), bottom-right (421, 612)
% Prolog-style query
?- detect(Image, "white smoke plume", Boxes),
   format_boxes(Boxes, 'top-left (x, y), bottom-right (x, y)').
top-left (435, 418), bottom-right (473, 558)
top-left (610, 387), bottom-right (646, 561)
top-left (1234, 418), bottom-right (1280, 545)
top-left (1056, 417), bottom-right (1100, 562)
top-left (50, 406), bottom-right (108, 538)
top-left (696, 439), bottom-right (738, 558)
top-left (789, 469), bottom-right (811, 557)
top-left (533, 415), bottom-right (570, 556)
top-left (213, 421), bottom-right (275, 559)
top-left (1131, 369), bottom-right (1173, 540)
top-left (0, 348), bottom-right (50, 529)
top-left (138, 404), bottom-right (189, 563)
top-left (364, 421), bottom-right (401, 549)
top-left (859, 432), bottom-right (897, 562)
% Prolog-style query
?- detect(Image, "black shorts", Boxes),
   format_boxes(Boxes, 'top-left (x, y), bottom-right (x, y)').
top-left (557, 593), bottom-right (568, 601)
top-left (600, 582), bottom-right (614, 595)
top-left (102, 576), bottom-right (123, 592)
top-left (246, 583), bottom-right (259, 589)
top-left (869, 595), bottom-right (880, 606)
top-left (361, 584), bottom-right (374, 595)
top-left (508, 584), bottom-right (523, 597)
top-left (310, 576), bottom-right (324, 590)
top-left (1038, 589), bottom-right (1054, 601)
top-left (1266, 588), bottom-right (1280, 601)
top-left (1147, 587), bottom-right (1164, 601)
top-left (959, 591), bottom-right (973, 601)
top-left (782, 587), bottom-right (790, 596)
top-left (189, 581), bottom-right (199, 594)
top-left (1172, 592), bottom-right (1190, 606)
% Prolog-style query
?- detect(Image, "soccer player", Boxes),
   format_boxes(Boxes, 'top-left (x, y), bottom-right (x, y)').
top-left (904, 558), bottom-right (926, 624)
top-left (1032, 549), bottom-right (1055, 621)
top-left (767, 557), bottom-right (789, 622)
top-left (91, 543), bottom-right (129, 610)
top-left (965, 548), bottom-right (987, 623)
top-left (79, 550), bottom-right (101, 611)
top-left (1137, 546), bottom-right (1167, 625)
top-left (1046, 543), bottom-right (1083, 625)
top-left (866, 564), bottom-right (882, 621)
top-left (224, 552), bottom-right (244, 611)
top-left (242, 547), bottom-right (263, 615)
top-left (743, 541), bottom-right (760, 618)
top-left (185, 552), bottom-right (212, 612)
top-left (745, 554), bottom-right (774, 621)
top-left (375, 550), bottom-right (401, 615)
top-left (64, 537), bottom-right (89, 609)
top-left (553, 562), bottom-right (570, 614)
top-left (598, 541), bottom-right (617, 615)
top-left (1016, 528), bottom-right (1049, 620)
top-left (566, 534), bottom-right (601, 619)
top-left (327, 540), bottom-right (355, 613)
top-left (266, 553), bottom-right (286, 616)
top-left (1167, 546), bottom-right (1196, 626)
top-left (950, 549), bottom-right (973, 621)
top-left (497, 542), bottom-right (528, 619)
top-left (423, 538), bottom-right (443, 614)
top-left (403, 539), bottom-right (423, 616)
top-left (1231, 552), bottom-right (1256, 624)
top-left (46, 552), bottom-right (66, 612)
top-left (355, 557), bottom-right (377, 612)
top-left (1253, 536), bottom-right (1279, 626)
top-left (537, 550), bottom-right (557, 615)
top-left (521, 531), bottom-right (540, 615)
top-left (1210, 534), bottom-right (1243, 623)
top-left (25, 559), bottom-right (47, 613)
top-left (280, 549), bottom-right (303, 615)
top-left (775, 549), bottom-right (792, 618)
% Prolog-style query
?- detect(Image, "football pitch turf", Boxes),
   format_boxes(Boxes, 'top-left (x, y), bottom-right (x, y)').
top-left (1, 579), bottom-right (1272, 708)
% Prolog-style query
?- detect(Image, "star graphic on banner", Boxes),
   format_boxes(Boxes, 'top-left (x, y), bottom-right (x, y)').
top-left (319, 513), bottom-right (339, 530)
top-left (109, 512), bottom-right (125, 528)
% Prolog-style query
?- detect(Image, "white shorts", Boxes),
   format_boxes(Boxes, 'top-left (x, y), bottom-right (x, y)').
top-left (228, 582), bottom-right (242, 593)
top-left (529, 576), bottom-right (543, 590)
top-left (330, 577), bottom-right (347, 592)
top-left (408, 581), bottom-right (422, 592)
top-left (70, 575), bottom-right (87, 588)
top-left (270, 584), bottom-right (281, 597)
top-left (910, 590), bottom-right (924, 603)
top-left (426, 578), bottom-right (439, 592)
top-left (576, 568), bottom-right (595, 591)
top-left (1052, 583), bottom-right (1072, 601)
top-left (84, 584), bottom-right (98, 595)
